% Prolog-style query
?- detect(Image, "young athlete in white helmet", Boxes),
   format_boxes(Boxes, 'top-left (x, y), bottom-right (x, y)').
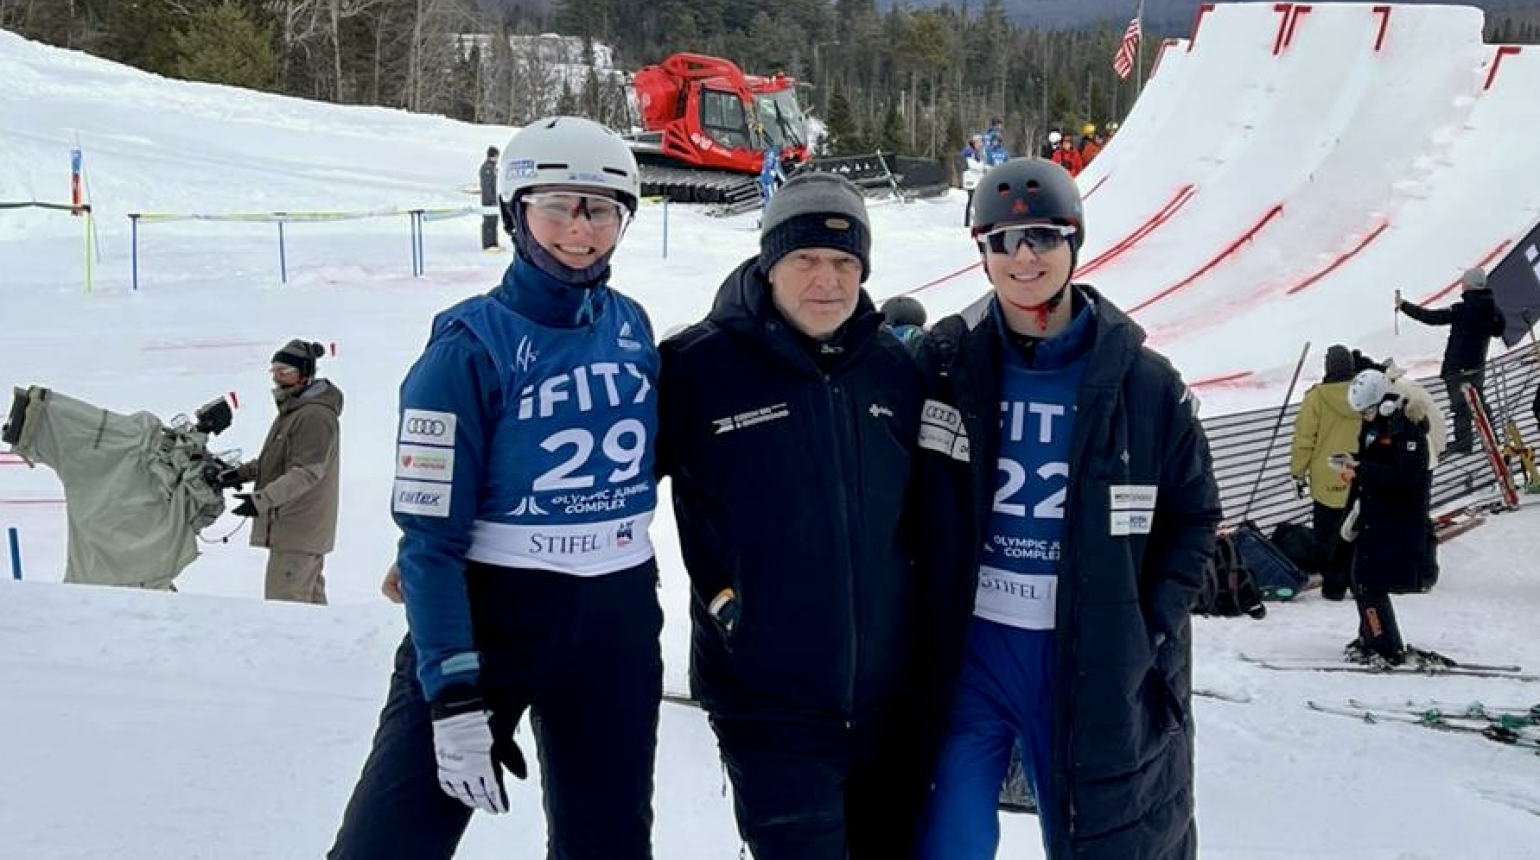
top-left (329, 116), bottom-right (662, 860)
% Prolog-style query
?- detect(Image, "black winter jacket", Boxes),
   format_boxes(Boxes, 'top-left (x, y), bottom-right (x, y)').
top-left (1345, 404), bottom-right (1432, 594)
top-left (912, 289), bottom-right (1221, 860)
top-left (1400, 288), bottom-right (1502, 376)
top-left (659, 258), bottom-right (924, 721)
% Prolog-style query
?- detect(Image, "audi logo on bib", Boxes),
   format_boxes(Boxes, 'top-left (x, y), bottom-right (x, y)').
top-left (400, 409), bottom-right (456, 446)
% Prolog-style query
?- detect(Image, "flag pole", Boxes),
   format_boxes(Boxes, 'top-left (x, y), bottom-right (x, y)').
top-left (1134, 0), bottom-right (1146, 94)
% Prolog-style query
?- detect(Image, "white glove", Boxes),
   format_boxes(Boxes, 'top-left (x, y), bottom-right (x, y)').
top-left (432, 708), bottom-right (512, 814)
top-left (1339, 500), bottom-right (1360, 544)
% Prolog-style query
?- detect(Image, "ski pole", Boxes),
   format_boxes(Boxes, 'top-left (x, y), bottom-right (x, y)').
top-left (1394, 289), bottom-right (1401, 336)
top-left (1241, 341), bottom-right (1311, 519)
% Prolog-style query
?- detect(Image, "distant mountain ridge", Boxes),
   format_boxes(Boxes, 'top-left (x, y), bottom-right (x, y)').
top-left (875, 0), bottom-right (1529, 31)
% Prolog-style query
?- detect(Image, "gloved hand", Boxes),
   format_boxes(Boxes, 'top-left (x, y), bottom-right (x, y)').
top-left (708, 587), bottom-right (741, 636)
top-left (230, 493), bottom-right (259, 518)
top-left (1292, 476), bottom-right (1308, 499)
top-left (215, 467), bottom-right (245, 490)
top-left (431, 687), bottom-right (527, 814)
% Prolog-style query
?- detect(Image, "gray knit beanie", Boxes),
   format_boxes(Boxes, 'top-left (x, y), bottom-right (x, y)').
top-left (272, 339), bottom-right (325, 378)
top-left (1460, 267), bottom-right (1486, 289)
top-left (759, 172), bottom-right (872, 282)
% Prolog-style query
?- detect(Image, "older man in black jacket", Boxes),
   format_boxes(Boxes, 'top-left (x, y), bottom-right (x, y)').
top-left (658, 172), bottom-right (926, 860)
top-left (1397, 267), bottom-right (1504, 454)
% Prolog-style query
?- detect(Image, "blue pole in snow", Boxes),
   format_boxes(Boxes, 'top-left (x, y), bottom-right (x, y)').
top-left (277, 219), bottom-right (288, 284)
top-left (130, 214), bottom-right (140, 292)
top-left (7, 527), bottom-right (20, 580)
top-left (409, 212), bottom-right (421, 277)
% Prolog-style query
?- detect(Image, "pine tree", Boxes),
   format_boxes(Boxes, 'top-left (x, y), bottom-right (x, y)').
top-left (173, 2), bottom-right (278, 91)
top-left (824, 81), bottom-right (861, 155)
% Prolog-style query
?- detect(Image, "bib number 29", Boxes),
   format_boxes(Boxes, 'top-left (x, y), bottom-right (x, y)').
top-left (533, 419), bottom-right (647, 491)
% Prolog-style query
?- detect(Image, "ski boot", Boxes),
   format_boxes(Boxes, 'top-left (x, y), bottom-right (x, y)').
top-left (1344, 639), bottom-right (1405, 670)
top-left (1405, 646), bottom-right (1457, 670)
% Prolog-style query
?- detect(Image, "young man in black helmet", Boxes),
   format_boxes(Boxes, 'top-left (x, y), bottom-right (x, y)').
top-left (910, 157), bottom-right (1221, 860)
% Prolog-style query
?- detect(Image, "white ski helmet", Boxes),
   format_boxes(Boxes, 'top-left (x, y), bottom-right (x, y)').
top-left (1048, 130), bottom-right (1062, 145)
top-left (498, 116), bottom-right (640, 213)
top-left (1346, 368), bottom-right (1393, 413)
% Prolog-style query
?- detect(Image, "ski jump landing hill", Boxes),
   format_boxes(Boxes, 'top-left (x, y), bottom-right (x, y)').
top-left (926, 2), bottom-right (1540, 407)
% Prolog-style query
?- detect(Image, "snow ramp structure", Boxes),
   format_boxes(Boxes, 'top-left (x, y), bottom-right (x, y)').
top-left (1061, 2), bottom-right (1540, 406)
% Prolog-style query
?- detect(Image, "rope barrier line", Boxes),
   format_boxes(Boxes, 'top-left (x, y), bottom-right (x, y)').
top-left (128, 205), bottom-right (476, 224)
top-left (126, 205), bottom-right (480, 290)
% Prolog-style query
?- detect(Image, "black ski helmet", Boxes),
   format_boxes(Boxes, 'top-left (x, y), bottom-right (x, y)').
top-left (969, 157), bottom-right (1085, 257)
top-left (880, 295), bottom-right (927, 328)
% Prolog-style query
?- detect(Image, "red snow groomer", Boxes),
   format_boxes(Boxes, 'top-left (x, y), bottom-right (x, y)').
top-left (623, 52), bottom-right (948, 213)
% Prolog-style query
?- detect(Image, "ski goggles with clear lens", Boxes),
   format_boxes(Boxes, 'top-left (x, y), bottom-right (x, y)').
top-left (977, 223), bottom-right (1077, 256)
top-left (523, 192), bottom-right (627, 228)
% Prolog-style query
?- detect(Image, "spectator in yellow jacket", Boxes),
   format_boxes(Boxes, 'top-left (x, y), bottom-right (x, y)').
top-left (1289, 345), bottom-right (1361, 600)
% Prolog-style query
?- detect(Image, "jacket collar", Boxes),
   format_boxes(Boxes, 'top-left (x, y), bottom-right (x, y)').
top-left (492, 256), bottom-right (610, 329)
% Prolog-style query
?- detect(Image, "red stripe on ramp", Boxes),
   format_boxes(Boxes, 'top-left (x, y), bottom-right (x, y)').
top-left (905, 261), bottom-right (981, 296)
top-left (1191, 371), bottom-right (1255, 389)
top-left (1484, 46), bottom-right (1521, 91)
top-left (1129, 204), bottom-right (1285, 315)
top-left (1285, 221), bottom-right (1389, 295)
top-left (1416, 241), bottom-right (1511, 306)
top-left (141, 340), bottom-right (271, 352)
top-left (1078, 185), bottom-right (1197, 278)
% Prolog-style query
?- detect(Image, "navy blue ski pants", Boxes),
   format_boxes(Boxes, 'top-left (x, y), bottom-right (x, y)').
top-left (327, 562), bottom-right (663, 860)
top-left (709, 706), bottom-right (925, 860)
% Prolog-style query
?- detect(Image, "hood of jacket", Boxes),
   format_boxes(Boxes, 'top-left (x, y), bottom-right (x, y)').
top-left (277, 378), bottom-right (344, 416)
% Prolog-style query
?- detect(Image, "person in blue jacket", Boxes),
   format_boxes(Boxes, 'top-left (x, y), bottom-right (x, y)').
top-left (910, 157), bottom-right (1222, 860)
top-left (328, 116), bottom-right (662, 860)
top-left (981, 116), bottom-right (1009, 166)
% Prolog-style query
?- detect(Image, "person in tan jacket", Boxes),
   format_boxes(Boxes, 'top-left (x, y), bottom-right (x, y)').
top-left (221, 339), bottom-right (342, 604)
top-left (1289, 345), bottom-right (1362, 600)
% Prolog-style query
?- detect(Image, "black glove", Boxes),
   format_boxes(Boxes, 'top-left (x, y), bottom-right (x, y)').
top-left (230, 493), bottom-right (259, 518)
top-left (1293, 477), bottom-right (1308, 499)
top-left (708, 588), bottom-right (741, 636)
top-left (215, 468), bottom-right (245, 490)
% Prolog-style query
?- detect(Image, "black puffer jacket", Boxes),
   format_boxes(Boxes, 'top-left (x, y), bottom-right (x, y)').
top-left (912, 289), bottom-right (1221, 860)
top-left (659, 258), bottom-right (924, 720)
top-left (1345, 403), bottom-right (1431, 594)
top-left (1400, 288), bottom-right (1502, 375)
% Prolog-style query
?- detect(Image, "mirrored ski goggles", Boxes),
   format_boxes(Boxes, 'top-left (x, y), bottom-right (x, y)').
top-left (523, 192), bottom-right (627, 229)
top-left (976, 223), bottom-right (1077, 256)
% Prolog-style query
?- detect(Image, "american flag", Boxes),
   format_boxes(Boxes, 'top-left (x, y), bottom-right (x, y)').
top-left (1113, 14), bottom-right (1142, 80)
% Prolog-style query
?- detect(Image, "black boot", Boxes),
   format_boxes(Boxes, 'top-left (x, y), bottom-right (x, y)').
top-left (1353, 590), bottom-right (1405, 665)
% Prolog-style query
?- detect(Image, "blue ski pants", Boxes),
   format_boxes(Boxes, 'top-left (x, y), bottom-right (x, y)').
top-left (918, 619), bottom-right (1057, 860)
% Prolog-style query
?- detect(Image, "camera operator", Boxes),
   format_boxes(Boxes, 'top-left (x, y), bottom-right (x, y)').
top-left (217, 339), bottom-right (342, 604)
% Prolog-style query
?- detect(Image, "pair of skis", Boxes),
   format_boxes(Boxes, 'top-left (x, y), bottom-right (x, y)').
top-left (1239, 652), bottom-right (1538, 682)
top-left (1428, 384), bottom-right (1522, 542)
top-left (1307, 698), bottom-right (1540, 751)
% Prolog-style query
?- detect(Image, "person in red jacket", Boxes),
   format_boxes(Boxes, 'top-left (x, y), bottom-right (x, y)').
top-left (1050, 136), bottom-right (1084, 177)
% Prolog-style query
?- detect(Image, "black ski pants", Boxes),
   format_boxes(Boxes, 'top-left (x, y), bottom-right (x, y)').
top-left (481, 215), bottom-right (500, 249)
top-left (1311, 501), bottom-right (1350, 595)
top-left (328, 562), bottom-right (663, 860)
top-left (710, 708), bottom-right (926, 860)
top-left (1442, 369), bottom-right (1485, 452)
